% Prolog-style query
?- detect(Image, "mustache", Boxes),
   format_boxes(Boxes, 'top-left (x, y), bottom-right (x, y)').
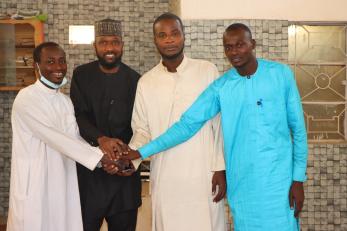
top-left (96, 53), bottom-right (122, 69)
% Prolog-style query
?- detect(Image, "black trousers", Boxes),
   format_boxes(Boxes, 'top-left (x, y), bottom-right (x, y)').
top-left (77, 164), bottom-right (142, 231)
top-left (83, 209), bottom-right (138, 231)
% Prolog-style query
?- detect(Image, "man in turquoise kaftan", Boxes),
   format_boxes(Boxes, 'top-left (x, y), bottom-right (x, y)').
top-left (120, 23), bottom-right (308, 231)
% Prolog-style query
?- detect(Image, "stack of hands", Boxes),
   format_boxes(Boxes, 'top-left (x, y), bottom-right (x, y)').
top-left (96, 136), bottom-right (227, 202)
top-left (98, 136), bottom-right (140, 176)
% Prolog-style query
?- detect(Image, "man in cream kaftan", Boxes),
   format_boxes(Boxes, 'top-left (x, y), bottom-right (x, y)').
top-left (130, 57), bottom-right (226, 231)
top-left (129, 13), bottom-right (226, 231)
top-left (7, 43), bottom-right (106, 231)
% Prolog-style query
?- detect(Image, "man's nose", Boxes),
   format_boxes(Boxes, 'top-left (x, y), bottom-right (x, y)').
top-left (105, 42), bottom-right (116, 51)
top-left (55, 62), bottom-right (66, 71)
top-left (230, 47), bottom-right (238, 55)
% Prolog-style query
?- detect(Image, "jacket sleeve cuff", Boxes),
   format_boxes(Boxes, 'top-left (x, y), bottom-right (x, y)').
top-left (138, 146), bottom-right (150, 159)
top-left (87, 147), bottom-right (104, 170)
top-left (293, 166), bottom-right (307, 182)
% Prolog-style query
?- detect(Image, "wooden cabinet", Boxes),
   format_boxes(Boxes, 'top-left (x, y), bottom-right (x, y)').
top-left (0, 19), bottom-right (44, 91)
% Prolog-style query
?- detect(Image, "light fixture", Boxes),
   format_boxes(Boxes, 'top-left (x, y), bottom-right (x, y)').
top-left (69, 25), bottom-right (94, 44)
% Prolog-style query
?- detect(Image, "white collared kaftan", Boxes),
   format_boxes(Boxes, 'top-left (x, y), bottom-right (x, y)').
top-left (7, 81), bottom-right (103, 231)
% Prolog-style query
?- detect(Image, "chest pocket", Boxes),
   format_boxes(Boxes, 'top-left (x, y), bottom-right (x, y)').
top-left (259, 99), bottom-right (286, 126)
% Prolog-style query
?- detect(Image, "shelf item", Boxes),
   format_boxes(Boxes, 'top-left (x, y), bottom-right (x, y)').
top-left (0, 19), bottom-right (44, 91)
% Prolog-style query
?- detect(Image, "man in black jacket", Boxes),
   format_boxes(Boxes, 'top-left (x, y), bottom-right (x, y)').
top-left (70, 19), bottom-right (141, 231)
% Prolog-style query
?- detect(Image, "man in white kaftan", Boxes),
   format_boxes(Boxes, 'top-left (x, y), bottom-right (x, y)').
top-left (7, 42), bottom-right (111, 231)
top-left (129, 13), bottom-right (226, 231)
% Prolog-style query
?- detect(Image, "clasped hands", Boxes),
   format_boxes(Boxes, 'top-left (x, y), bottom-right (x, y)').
top-left (98, 136), bottom-right (139, 176)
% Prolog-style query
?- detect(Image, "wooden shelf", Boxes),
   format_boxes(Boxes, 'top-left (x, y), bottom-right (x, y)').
top-left (0, 19), bottom-right (43, 91)
top-left (0, 85), bottom-right (25, 91)
top-left (0, 66), bottom-right (33, 69)
top-left (16, 45), bottom-right (35, 48)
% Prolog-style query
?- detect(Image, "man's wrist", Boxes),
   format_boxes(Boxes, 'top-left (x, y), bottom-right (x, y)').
top-left (97, 135), bottom-right (107, 145)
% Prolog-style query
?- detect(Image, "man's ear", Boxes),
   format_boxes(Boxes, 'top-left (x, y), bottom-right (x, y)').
top-left (34, 62), bottom-right (40, 78)
top-left (251, 39), bottom-right (256, 49)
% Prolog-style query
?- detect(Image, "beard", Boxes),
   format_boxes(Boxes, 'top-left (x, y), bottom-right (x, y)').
top-left (96, 52), bottom-right (122, 69)
top-left (159, 46), bottom-right (184, 60)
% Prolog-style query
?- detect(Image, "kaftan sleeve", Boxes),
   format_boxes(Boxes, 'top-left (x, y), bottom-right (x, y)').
top-left (284, 65), bottom-right (308, 182)
top-left (129, 83), bottom-right (152, 169)
top-left (139, 80), bottom-right (221, 159)
top-left (211, 114), bottom-right (225, 171)
top-left (209, 65), bottom-right (225, 172)
top-left (70, 69), bottom-right (103, 145)
top-left (12, 99), bottom-right (103, 171)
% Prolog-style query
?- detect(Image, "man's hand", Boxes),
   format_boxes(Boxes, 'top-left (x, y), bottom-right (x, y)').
top-left (113, 159), bottom-right (136, 176)
top-left (100, 154), bottom-right (119, 175)
top-left (212, 170), bottom-right (226, 202)
top-left (97, 136), bottom-right (128, 160)
top-left (117, 148), bottom-right (141, 160)
top-left (289, 181), bottom-right (305, 218)
top-left (100, 156), bottom-right (136, 176)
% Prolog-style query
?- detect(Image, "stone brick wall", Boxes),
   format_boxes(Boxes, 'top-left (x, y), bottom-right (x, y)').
top-left (0, 92), bottom-right (16, 216)
top-left (183, 19), bottom-right (288, 73)
top-left (303, 143), bottom-right (347, 231)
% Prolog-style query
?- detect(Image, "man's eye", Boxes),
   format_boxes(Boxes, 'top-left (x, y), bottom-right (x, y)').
top-left (158, 33), bottom-right (167, 39)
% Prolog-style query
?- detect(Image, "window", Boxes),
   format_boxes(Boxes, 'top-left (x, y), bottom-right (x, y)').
top-left (288, 24), bottom-right (347, 141)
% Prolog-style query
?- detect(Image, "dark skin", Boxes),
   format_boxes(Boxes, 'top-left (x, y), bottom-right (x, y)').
top-left (94, 35), bottom-right (124, 73)
top-left (36, 46), bottom-right (67, 87)
top-left (113, 18), bottom-right (227, 202)
top-left (35, 45), bottom-right (114, 168)
top-left (120, 27), bottom-right (306, 217)
top-left (223, 28), bottom-right (304, 218)
top-left (222, 29), bottom-right (258, 76)
top-left (153, 18), bottom-right (185, 72)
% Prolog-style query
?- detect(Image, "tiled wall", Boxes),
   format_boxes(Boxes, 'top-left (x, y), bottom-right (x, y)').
top-left (183, 19), bottom-right (288, 73)
top-left (0, 2), bottom-right (346, 230)
top-left (0, 92), bottom-right (15, 216)
top-left (303, 143), bottom-right (347, 231)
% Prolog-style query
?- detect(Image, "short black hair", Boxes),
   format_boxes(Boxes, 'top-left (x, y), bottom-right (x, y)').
top-left (225, 23), bottom-right (253, 39)
top-left (33, 42), bottom-right (63, 63)
top-left (153, 12), bottom-right (184, 34)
